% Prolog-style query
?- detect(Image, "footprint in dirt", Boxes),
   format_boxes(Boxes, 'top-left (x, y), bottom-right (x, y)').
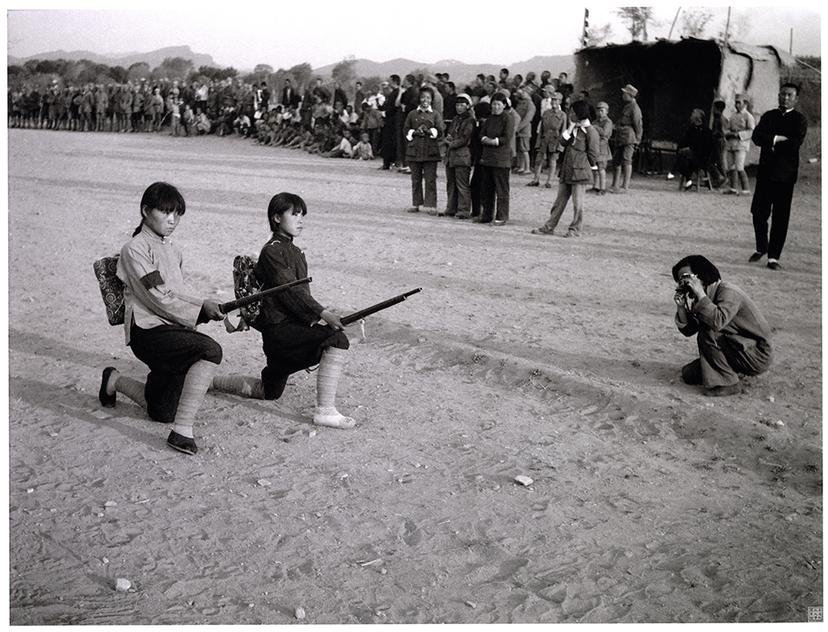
top-left (402, 518), bottom-right (422, 547)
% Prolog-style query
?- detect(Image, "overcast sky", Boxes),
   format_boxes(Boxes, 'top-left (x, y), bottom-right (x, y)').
top-left (6, 1), bottom-right (823, 70)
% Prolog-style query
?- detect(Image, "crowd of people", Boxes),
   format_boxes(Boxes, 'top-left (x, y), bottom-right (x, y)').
top-left (9, 70), bottom-right (807, 262)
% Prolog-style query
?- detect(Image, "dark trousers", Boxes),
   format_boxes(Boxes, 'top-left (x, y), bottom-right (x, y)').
top-left (445, 165), bottom-right (471, 215)
top-left (410, 160), bottom-right (438, 208)
top-left (470, 164), bottom-right (484, 216)
top-left (129, 323), bottom-right (223, 423)
top-left (261, 322), bottom-right (349, 400)
top-left (381, 117), bottom-right (397, 168)
top-left (368, 128), bottom-right (381, 154)
top-left (481, 165), bottom-right (510, 222)
top-left (751, 178), bottom-right (795, 260)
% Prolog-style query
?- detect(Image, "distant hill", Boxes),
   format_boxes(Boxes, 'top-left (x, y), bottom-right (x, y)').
top-left (8, 45), bottom-right (218, 69)
top-left (313, 55), bottom-right (574, 86)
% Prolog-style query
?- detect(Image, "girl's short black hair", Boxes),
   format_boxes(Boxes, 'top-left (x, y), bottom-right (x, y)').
top-left (141, 181), bottom-right (185, 215)
top-left (672, 255), bottom-right (722, 286)
top-left (268, 192), bottom-right (307, 230)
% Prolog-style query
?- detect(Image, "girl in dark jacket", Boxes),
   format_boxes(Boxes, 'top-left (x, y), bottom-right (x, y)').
top-left (477, 93), bottom-right (515, 225)
top-left (403, 86), bottom-right (444, 214)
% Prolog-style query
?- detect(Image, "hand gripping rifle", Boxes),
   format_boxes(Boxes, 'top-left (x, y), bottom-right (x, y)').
top-left (340, 288), bottom-right (422, 326)
top-left (218, 277), bottom-right (311, 314)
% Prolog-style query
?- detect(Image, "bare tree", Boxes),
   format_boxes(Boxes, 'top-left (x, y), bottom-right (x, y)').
top-left (718, 11), bottom-right (752, 42)
top-left (615, 7), bottom-right (656, 42)
top-left (680, 8), bottom-right (714, 38)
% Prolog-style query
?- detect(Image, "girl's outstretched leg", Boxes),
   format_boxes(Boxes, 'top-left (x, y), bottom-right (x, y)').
top-left (211, 374), bottom-right (266, 399)
top-left (313, 347), bottom-right (355, 429)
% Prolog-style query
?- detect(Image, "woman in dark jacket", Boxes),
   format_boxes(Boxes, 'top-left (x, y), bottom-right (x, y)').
top-left (443, 93), bottom-right (475, 218)
top-left (668, 108), bottom-right (714, 188)
top-left (404, 86), bottom-right (444, 213)
top-left (477, 92), bottom-right (515, 225)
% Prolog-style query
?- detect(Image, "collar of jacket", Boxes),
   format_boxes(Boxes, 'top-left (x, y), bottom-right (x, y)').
top-left (417, 104), bottom-right (433, 113)
top-left (268, 231), bottom-right (293, 245)
top-left (140, 224), bottom-right (170, 244)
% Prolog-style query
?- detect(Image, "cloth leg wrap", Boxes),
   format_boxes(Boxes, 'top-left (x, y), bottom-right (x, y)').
top-left (172, 360), bottom-right (217, 439)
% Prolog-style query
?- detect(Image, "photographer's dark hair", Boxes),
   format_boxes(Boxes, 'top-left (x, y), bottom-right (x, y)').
top-left (672, 255), bottom-right (722, 286)
top-left (134, 181), bottom-right (185, 236)
top-left (268, 192), bottom-right (307, 231)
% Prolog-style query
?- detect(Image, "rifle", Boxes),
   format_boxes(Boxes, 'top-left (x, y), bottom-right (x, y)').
top-left (219, 277), bottom-right (311, 313)
top-left (340, 288), bottom-right (422, 326)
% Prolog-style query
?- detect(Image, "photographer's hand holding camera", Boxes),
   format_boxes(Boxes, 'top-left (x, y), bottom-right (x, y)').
top-left (672, 255), bottom-right (772, 397)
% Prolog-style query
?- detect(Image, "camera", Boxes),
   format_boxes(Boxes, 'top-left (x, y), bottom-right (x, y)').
top-left (676, 272), bottom-right (696, 295)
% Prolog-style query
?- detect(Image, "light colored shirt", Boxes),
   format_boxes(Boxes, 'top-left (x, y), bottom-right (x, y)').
top-left (116, 225), bottom-right (203, 344)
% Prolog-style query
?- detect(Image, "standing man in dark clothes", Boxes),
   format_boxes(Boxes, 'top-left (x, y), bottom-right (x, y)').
top-left (281, 79), bottom-right (299, 109)
top-left (353, 81), bottom-right (365, 111)
top-left (442, 81), bottom-right (457, 126)
top-left (259, 82), bottom-right (271, 112)
top-left (748, 82), bottom-right (808, 271)
top-left (380, 77), bottom-right (400, 170)
top-left (397, 75), bottom-right (420, 174)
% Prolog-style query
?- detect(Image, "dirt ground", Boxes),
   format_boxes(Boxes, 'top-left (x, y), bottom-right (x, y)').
top-left (7, 128), bottom-right (822, 624)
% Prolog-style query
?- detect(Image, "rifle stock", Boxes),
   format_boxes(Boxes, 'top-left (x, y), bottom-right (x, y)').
top-left (219, 277), bottom-right (311, 313)
top-left (340, 288), bottom-right (422, 326)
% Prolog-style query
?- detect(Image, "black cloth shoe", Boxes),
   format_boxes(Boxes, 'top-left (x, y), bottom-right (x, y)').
top-left (99, 367), bottom-right (117, 408)
top-left (748, 251), bottom-right (765, 262)
top-left (703, 384), bottom-right (741, 397)
top-left (767, 261), bottom-right (782, 270)
top-left (167, 431), bottom-right (198, 455)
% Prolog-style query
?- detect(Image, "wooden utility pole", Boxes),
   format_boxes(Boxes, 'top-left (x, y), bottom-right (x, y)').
top-left (789, 28), bottom-right (793, 54)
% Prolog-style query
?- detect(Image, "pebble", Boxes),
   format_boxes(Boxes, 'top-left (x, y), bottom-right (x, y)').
top-left (104, 500), bottom-right (118, 507)
top-left (294, 607), bottom-right (306, 619)
top-left (26, 488), bottom-right (34, 494)
top-left (115, 578), bottom-right (131, 592)
top-left (257, 479), bottom-right (272, 487)
top-left (775, 420), bottom-right (785, 427)
top-left (102, 557), bottom-right (109, 564)
top-left (417, 337), bottom-right (426, 343)
top-left (304, 429), bottom-right (317, 438)
top-left (465, 601), bottom-right (477, 608)
top-left (514, 475), bottom-right (534, 487)
top-left (768, 395), bottom-right (776, 403)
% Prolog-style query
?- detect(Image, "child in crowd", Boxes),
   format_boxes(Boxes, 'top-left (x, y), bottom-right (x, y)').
top-left (352, 131), bottom-right (375, 160)
top-left (443, 93), bottom-right (475, 218)
top-left (181, 103), bottom-right (193, 136)
top-left (531, 100), bottom-right (599, 237)
top-left (99, 182), bottom-right (236, 455)
top-left (360, 102), bottom-right (383, 155)
top-left (528, 91), bottom-right (566, 188)
top-left (327, 129), bottom-right (354, 158)
top-left (212, 193), bottom-right (356, 429)
top-left (591, 101), bottom-right (613, 194)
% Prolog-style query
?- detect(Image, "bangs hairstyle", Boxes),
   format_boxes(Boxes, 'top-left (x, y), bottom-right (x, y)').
top-left (141, 181), bottom-right (186, 216)
top-left (672, 255), bottom-right (722, 286)
top-left (134, 181), bottom-right (185, 236)
top-left (268, 192), bottom-right (307, 230)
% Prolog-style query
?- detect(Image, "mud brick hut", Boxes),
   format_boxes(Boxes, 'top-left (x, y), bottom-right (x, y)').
top-left (574, 38), bottom-right (796, 150)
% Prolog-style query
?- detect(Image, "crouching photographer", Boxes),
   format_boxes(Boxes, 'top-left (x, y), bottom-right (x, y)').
top-left (672, 255), bottom-right (772, 396)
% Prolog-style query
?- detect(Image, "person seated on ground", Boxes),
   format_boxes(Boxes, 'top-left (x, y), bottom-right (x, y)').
top-left (666, 108), bottom-right (714, 188)
top-left (352, 131), bottom-right (375, 160)
top-left (326, 129), bottom-right (354, 158)
top-left (672, 254), bottom-right (772, 397)
top-left (194, 108), bottom-right (211, 135)
top-left (233, 111), bottom-right (252, 137)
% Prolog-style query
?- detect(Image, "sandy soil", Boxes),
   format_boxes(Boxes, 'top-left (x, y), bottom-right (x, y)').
top-left (7, 128), bottom-right (822, 623)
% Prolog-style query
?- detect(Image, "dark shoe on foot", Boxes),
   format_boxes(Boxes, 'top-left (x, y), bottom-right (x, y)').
top-left (544, 182), bottom-right (553, 188)
top-left (748, 251), bottom-right (765, 263)
top-left (406, 206), bottom-right (420, 213)
top-left (167, 431), bottom-right (198, 455)
top-left (703, 384), bottom-right (741, 397)
top-left (455, 213), bottom-right (469, 219)
top-left (99, 367), bottom-right (117, 407)
top-left (563, 230), bottom-right (579, 238)
top-left (767, 261), bottom-right (782, 270)
top-left (526, 180), bottom-right (540, 187)
top-left (530, 226), bottom-right (554, 235)
top-left (493, 219), bottom-right (506, 226)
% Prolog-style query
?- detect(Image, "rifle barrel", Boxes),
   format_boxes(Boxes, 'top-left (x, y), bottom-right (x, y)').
top-left (219, 277), bottom-right (311, 313)
top-left (340, 288), bottom-right (422, 325)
